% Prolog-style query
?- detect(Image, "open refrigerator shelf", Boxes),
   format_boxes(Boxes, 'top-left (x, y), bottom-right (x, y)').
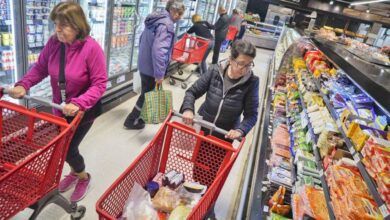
top-left (241, 28), bottom-right (390, 220)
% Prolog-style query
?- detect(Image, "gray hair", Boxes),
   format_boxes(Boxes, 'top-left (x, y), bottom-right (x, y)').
top-left (166, 0), bottom-right (186, 13)
top-left (231, 40), bottom-right (256, 59)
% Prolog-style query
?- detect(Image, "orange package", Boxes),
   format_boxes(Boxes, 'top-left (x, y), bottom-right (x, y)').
top-left (347, 195), bottom-right (382, 220)
top-left (306, 187), bottom-right (330, 220)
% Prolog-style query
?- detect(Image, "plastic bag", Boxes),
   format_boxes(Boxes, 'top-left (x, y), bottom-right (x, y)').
top-left (122, 182), bottom-right (158, 220)
top-left (133, 71), bottom-right (142, 94)
top-left (152, 187), bottom-right (179, 212)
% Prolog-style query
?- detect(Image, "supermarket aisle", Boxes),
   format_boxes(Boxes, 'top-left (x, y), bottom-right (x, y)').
top-left (13, 48), bottom-right (273, 220)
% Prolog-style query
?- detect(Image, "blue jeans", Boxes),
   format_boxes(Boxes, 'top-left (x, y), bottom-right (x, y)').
top-left (200, 40), bottom-right (214, 75)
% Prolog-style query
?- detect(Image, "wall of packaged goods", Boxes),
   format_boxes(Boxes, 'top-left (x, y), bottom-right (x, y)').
top-left (0, 0), bottom-right (243, 109)
top-left (240, 27), bottom-right (390, 220)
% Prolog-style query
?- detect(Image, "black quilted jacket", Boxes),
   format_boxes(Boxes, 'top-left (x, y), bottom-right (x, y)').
top-left (181, 60), bottom-right (259, 135)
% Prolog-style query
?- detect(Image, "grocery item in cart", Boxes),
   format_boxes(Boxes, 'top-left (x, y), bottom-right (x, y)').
top-left (122, 182), bottom-right (158, 220)
top-left (152, 187), bottom-right (180, 213)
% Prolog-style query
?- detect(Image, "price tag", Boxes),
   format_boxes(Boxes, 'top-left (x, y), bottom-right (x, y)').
top-left (306, 131), bottom-right (312, 144)
top-left (336, 119), bottom-right (342, 128)
top-left (319, 169), bottom-right (324, 177)
top-left (353, 153), bottom-right (360, 162)
top-left (379, 204), bottom-right (389, 217)
top-left (116, 75), bottom-right (125, 84)
top-left (263, 205), bottom-right (269, 213)
top-left (106, 81), bottom-right (112, 89)
top-left (5, 20), bottom-right (12, 26)
top-left (350, 147), bottom-right (356, 155)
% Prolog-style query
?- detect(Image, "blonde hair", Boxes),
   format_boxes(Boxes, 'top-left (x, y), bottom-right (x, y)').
top-left (50, 2), bottom-right (90, 40)
top-left (192, 14), bottom-right (202, 23)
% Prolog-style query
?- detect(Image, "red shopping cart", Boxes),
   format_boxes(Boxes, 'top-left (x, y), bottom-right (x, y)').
top-left (220, 26), bottom-right (238, 53)
top-left (0, 89), bottom-right (85, 220)
top-left (96, 111), bottom-right (245, 220)
top-left (169, 33), bottom-right (209, 89)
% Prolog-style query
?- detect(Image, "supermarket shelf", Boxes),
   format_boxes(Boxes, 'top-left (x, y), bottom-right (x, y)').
top-left (312, 38), bottom-right (390, 115)
top-left (296, 79), bottom-right (336, 220)
top-left (311, 77), bottom-right (390, 219)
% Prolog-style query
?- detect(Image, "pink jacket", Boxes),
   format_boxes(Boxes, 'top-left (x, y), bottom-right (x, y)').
top-left (16, 36), bottom-right (107, 116)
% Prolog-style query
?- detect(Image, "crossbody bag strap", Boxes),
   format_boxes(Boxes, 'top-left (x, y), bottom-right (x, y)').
top-left (59, 43), bottom-right (66, 103)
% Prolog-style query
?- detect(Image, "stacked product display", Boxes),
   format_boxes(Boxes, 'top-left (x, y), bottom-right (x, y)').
top-left (257, 34), bottom-right (390, 219)
top-left (243, 21), bottom-right (283, 50)
top-left (132, 0), bottom-right (152, 70)
top-left (81, 0), bottom-right (107, 49)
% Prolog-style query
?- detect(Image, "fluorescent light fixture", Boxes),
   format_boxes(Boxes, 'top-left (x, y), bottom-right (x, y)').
top-left (330, 0), bottom-right (334, 4)
top-left (348, 4), bottom-right (352, 7)
top-left (351, 0), bottom-right (390, 6)
top-left (366, 9), bottom-right (370, 12)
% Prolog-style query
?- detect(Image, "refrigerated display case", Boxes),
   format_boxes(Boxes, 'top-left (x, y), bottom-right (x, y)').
top-left (153, 0), bottom-right (168, 12)
top-left (0, 1), bottom-right (17, 88)
top-left (196, 0), bottom-right (219, 24)
top-left (24, 0), bottom-right (65, 100)
top-left (79, 0), bottom-right (108, 50)
top-left (108, 0), bottom-right (137, 79)
top-left (131, 0), bottom-right (153, 71)
top-left (176, 0), bottom-right (197, 37)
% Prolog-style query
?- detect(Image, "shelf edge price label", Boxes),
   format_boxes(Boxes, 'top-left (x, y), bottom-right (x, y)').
top-left (319, 169), bottom-right (324, 178)
top-left (306, 131), bottom-right (312, 144)
top-left (106, 81), bottom-right (112, 89)
top-left (379, 204), bottom-right (389, 217)
top-left (336, 119), bottom-right (341, 128)
top-left (353, 153), bottom-right (360, 163)
top-left (116, 75), bottom-right (126, 84)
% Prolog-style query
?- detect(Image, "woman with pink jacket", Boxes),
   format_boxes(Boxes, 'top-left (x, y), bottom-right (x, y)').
top-left (7, 2), bottom-right (107, 202)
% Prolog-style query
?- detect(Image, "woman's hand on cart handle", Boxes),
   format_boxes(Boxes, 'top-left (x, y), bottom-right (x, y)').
top-left (62, 103), bottom-right (80, 117)
top-left (182, 110), bottom-right (194, 125)
top-left (225, 129), bottom-right (243, 140)
top-left (6, 86), bottom-right (26, 99)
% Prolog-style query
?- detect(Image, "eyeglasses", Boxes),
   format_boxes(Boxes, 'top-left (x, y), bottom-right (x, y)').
top-left (231, 59), bottom-right (255, 71)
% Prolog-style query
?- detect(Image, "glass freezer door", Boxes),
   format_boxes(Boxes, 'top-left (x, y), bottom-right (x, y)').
top-left (153, 0), bottom-right (168, 12)
top-left (207, 0), bottom-right (218, 24)
top-left (79, 0), bottom-right (108, 50)
top-left (131, 0), bottom-right (153, 70)
top-left (24, 0), bottom-right (64, 100)
top-left (108, 0), bottom-right (137, 77)
top-left (0, 0), bottom-right (18, 102)
top-left (176, 0), bottom-right (197, 37)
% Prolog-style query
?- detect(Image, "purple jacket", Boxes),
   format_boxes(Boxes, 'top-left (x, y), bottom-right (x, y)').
top-left (16, 36), bottom-right (107, 116)
top-left (138, 10), bottom-right (175, 80)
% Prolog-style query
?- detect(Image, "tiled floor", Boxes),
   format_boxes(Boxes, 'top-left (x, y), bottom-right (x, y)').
top-left (12, 48), bottom-right (273, 220)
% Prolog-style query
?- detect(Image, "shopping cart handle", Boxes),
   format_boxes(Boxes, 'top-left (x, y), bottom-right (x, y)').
top-left (2, 88), bottom-right (64, 111)
top-left (173, 110), bottom-right (242, 136)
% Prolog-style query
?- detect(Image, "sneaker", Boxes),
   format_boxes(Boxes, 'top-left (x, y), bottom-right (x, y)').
top-left (70, 173), bottom-right (91, 202)
top-left (58, 173), bottom-right (78, 193)
top-left (124, 118), bottom-right (145, 130)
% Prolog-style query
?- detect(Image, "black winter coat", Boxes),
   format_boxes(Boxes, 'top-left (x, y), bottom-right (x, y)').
top-left (214, 13), bottom-right (229, 40)
top-left (181, 60), bottom-right (259, 135)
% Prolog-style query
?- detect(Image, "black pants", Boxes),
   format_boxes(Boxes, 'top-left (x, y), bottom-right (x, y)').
top-left (65, 117), bottom-right (94, 173)
top-left (212, 38), bottom-right (224, 64)
top-left (132, 73), bottom-right (156, 119)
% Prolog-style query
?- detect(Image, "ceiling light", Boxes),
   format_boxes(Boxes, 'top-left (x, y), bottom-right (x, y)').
top-left (348, 4), bottom-right (352, 8)
top-left (366, 9), bottom-right (370, 13)
top-left (330, 0), bottom-right (334, 4)
top-left (351, 0), bottom-right (390, 6)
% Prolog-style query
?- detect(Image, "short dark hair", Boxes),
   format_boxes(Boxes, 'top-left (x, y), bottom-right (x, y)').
top-left (50, 2), bottom-right (90, 40)
top-left (231, 40), bottom-right (256, 59)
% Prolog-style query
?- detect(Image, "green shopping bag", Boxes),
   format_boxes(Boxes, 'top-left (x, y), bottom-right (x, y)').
top-left (141, 84), bottom-right (173, 124)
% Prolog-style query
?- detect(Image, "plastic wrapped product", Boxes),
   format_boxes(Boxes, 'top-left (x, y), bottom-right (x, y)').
top-left (168, 205), bottom-right (191, 220)
top-left (152, 187), bottom-right (180, 213)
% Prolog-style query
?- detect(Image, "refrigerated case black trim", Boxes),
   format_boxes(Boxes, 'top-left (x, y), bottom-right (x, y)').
top-left (311, 38), bottom-right (390, 115)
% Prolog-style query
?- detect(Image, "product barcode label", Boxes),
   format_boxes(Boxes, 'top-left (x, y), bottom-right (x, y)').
top-left (353, 153), bottom-right (360, 162)
top-left (379, 204), bottom-right (389, 217)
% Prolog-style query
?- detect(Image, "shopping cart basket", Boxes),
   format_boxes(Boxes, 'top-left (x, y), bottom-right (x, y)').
top-left (220, 26), bottom-right (238, 53)
top-left (169, 33), bottom-right (209, 89)
top-left (0, 89), bottom-right (85, 220)
top-left (96, 111), bottom-right (245, 220)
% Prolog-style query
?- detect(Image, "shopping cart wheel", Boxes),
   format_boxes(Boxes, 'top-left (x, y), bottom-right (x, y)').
top-left (178, 70), bottom-right (184, 75)
top-left (70, 205), bottom-right (86, 220)
top-left (181, 82), bottom-right (187, 89)
top-left (169, 78), bottom-right (176, 85)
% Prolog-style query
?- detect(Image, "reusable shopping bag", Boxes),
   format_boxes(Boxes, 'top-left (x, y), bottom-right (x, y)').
top-left (141, 84), bottom-right (172, 124)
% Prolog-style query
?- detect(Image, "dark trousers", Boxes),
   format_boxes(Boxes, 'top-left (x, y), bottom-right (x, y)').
top-left (212, 38), bottom-right (224, 64)
top-left (200, 40), bottom-right (214, 74)
top-left (237, 26), bottom-right (246, 40)
top-left (131, 73), bottom-right (156, 119)
top-left (65, 117), bottom-right (94, 173)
